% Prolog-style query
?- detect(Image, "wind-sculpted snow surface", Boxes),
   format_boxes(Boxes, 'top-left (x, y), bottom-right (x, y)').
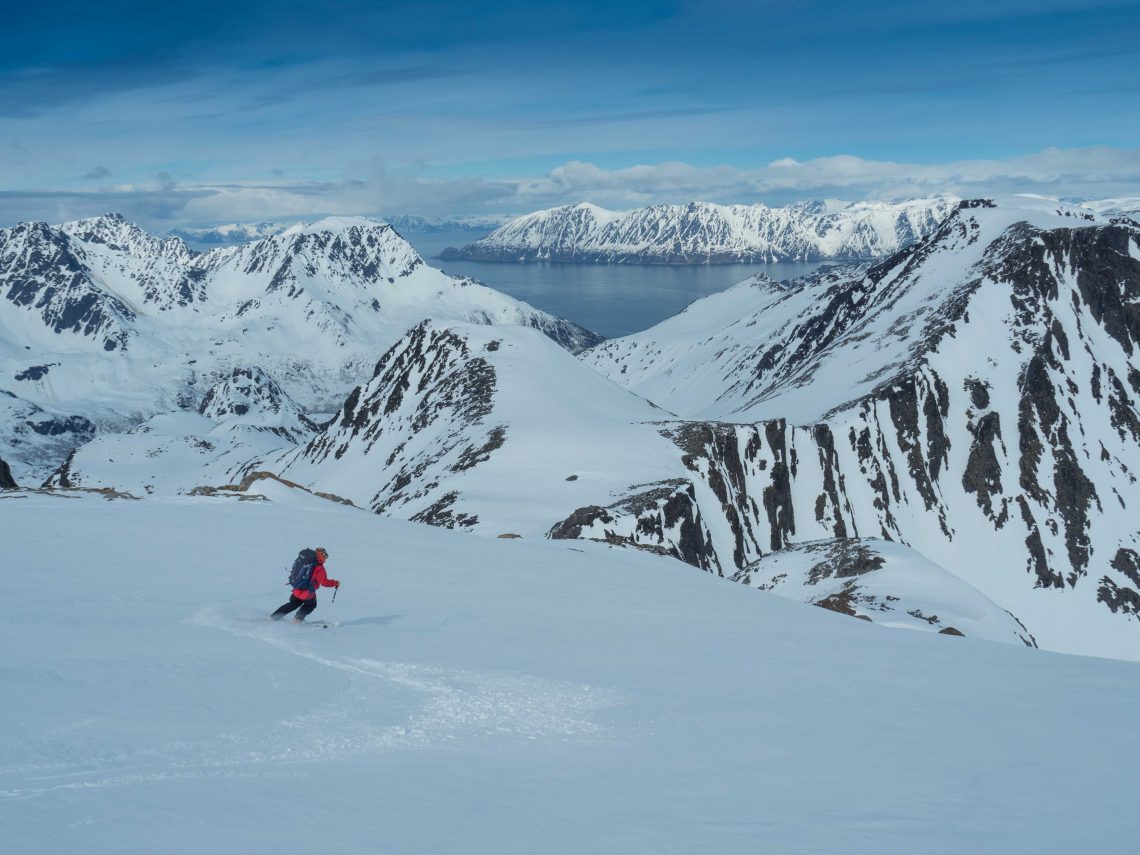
top-left (441, 197), bottom-right (958, 263)
top-left (0, 214), bottom-right (600, 479)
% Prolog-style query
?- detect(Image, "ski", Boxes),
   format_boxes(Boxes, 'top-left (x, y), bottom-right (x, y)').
top-left (302, 620), bottom-right (340, 629)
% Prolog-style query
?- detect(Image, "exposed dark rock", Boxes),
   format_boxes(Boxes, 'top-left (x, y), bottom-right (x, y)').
top-left (0, 456), bottom-right (16, 489)
top-left (29, 414), bottom-right (95, 439)
top-left (1017, 496), bottom-right (1062, 588)
top-left (814, 581), bottom-right (860, 616)
top-left (1110, 548), bottom-right (1140, 588)
top-left (1096, 577), bottom-right (1140, 618)
top-left (410, 491), bottom-right (479, 529)
top-left (549, 481), bottom-right (720, 573)
top-left (804, 540), bottom-right (886, 584)
top-left (762, 421), bottom-right (795, 551)
top-left (46, 448), bottom-right (79, 488)
top-left (15, 364), bottom-right (56, 382)
top-left (452, 425), bottom-right (507, 473)
top-left (548, 505), bottom-right (614, 540)
top-left (962, 411), bottom-right (1004, 520)
top-left (908, 609), bottom-right (941, 625)
top-left (966, 377), bottom-right (991, 410)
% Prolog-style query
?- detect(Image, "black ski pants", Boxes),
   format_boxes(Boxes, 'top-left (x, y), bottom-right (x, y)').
top-left (271, 594), bottom-right (318, 621)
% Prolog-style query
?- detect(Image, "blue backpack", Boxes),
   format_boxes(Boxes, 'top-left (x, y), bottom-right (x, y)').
top-left (288, 549), bottom-right (319, 591)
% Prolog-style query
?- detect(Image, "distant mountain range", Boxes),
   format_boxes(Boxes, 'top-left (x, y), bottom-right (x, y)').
top-left (23, 197), bottom-right (1140, 660)
top-left (440, 198), bottom-right (961, 263)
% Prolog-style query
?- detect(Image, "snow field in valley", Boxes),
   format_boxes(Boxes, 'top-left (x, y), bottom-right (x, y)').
top-left (2, 490), bottom-right (1138, 854)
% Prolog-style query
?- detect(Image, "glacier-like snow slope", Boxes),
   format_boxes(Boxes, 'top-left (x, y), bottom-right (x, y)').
top-left (442, 197), bottom-right (958, 263)
top-left (735, 538), bottom-right (1036, 646)
top-left (1, 491), bottom-right (1137, 855)
top-left (0, 214), bottom-right (601, 480)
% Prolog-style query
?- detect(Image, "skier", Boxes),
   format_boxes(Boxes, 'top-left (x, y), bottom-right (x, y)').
top-left (270, 547), bottom-right (340, 623)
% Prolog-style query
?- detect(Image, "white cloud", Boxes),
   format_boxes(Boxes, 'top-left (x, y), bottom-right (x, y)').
top-left (519, 147), bottom-right (1140, 208)
top-left (3, 146), bottom-right (1139, 229)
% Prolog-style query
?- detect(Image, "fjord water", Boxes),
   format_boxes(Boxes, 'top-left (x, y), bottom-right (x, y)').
top-left (406, 230), bottom-right (826, 338)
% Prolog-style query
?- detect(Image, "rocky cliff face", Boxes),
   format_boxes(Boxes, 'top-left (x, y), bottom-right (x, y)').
top-left (0, 454), bottom-right (16, 489)
top-left (441, 198), bottom-right (958, 264)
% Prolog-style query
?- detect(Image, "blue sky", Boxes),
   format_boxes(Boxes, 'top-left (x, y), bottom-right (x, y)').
top-left (2, 0), bottom-right (1138, 227)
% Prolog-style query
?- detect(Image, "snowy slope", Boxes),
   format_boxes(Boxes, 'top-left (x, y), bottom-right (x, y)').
top-left (1, 491), bottom-right (1137, 855)
top-left (167, 221), bottom-right (290, 246)
top-left (1076, 196), bottom-right (1140, 220)
top-left (0, 214), bottom-right (601, 479)
top-left (737, 538), bottom-right (1036, 646)
top-left (441, 197), bottom-right (958, 263)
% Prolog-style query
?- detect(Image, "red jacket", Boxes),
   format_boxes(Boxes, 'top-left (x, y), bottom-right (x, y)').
top-left (293, 559), bottom-right (339, 600)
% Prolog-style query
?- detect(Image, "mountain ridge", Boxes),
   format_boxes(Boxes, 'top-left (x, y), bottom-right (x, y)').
top-left (441, 197), bottom-right (960, 263)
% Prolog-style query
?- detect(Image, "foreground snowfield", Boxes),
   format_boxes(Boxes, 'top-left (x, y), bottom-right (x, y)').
top-left (3, 490), bottom-right (1137, 854)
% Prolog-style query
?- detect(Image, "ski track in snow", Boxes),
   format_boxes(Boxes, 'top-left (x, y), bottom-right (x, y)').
top-left (0, 607), bottom-right (617, 802)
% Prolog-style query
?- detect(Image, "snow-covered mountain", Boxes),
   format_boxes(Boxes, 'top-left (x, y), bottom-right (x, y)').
top-left (441, 197), bottom-right (959, 263)
top-left (577, 197), bottom-right (1140, 657)
top-left (167, 221), bottom-right (289, 246)
top-left (382, 214), bottom-right (510, 234)
top-left (0, 213), bottom-right (601, 480)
